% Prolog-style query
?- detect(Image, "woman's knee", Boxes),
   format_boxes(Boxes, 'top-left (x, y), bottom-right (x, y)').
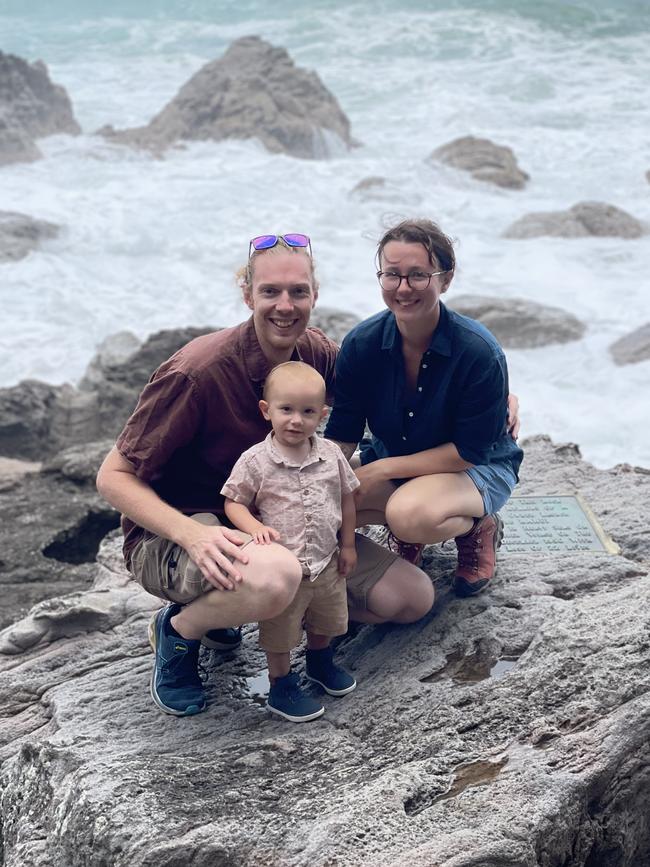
top-left (386, 494), bottom-right (444, 542)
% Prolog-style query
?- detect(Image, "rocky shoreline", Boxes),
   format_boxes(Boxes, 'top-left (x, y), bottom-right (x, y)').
top-left (0, 310), bottom-right (649, 865)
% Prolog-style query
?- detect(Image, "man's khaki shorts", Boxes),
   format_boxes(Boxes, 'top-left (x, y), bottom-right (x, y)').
top-left (259, 553), bottom-right (346, 653)
top-left (129, 514), bottom-right (398, 612)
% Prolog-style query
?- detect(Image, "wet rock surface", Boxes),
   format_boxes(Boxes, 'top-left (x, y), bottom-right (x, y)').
top-left (504, 201), bottom-right (645, 239)
top-left (447, 294), bottom-right (586, 348)
top-left (0, 51), bottom-right (80, 166)
top-left (429, 135), bottom-right (529, 189)
top-left (1, 435), bottom-right (649, 865)
top-left (0, 210), bottom-right (59, 262)
top-left (99, 36), bottom-right (356, 159)
top-left (609, 322), bottom-right (650, 366)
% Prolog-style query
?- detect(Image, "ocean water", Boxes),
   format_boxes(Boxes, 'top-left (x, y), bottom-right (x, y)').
top-left (1, 0), bottom-right (649, 468)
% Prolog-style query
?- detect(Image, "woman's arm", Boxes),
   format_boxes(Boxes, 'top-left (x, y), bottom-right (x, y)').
top-left (355, 442), bottom-right (472, 499)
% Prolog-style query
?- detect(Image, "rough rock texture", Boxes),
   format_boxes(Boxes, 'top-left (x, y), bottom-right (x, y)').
top-left (0, 439), bottom-right (118, 630)
top-left (447, 295), bottom-right (586, 348)
top-left (99, 36), bottom-right (356, 159)
top-left (429, 135), bottom-right (529, 189)
top-left (609, 323), bottom-right (650, 366)
top-left (0, 51), bottom-right (80, 166)
top-left (0, 210), bottom-right (59, 262)
top-left (1, 435), bottom-right (649, 865)
top-left (504, 201), bottom-right (645, 239)
top-left (309, 306), bottom-right (360, 346)
top-left (0, 326), bottom-right (214, 460)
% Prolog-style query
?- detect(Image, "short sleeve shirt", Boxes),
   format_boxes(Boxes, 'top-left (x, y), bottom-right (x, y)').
top-left (116, 317), bottom-right (338, 567)
top-left (324, 303), bottom-right (524, 474)
top-left (221, 433), bottom-right (360, 579)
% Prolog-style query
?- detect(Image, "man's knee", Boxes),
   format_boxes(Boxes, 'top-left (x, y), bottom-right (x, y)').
top-left (252, 547), bottom-right (302, 621)
top-left (395, 576), bottom-right (435, 623)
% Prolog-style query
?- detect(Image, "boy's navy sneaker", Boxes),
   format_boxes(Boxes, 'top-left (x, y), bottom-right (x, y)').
top-left (267, 671), bottom-right (324, 723)
top-left (149, 603), bottom-right (206, 716)
top-left (201, 626), bottom-right (242, 651)
top-left (306, 646), bottom-right (357, 696)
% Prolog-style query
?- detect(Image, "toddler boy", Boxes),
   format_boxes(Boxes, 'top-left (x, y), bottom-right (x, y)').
top-left (221, 361), bottom-right (359, 722)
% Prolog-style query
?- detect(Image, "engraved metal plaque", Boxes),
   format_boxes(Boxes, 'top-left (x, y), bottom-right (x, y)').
top-left (499, 494), bottom-right (619, 555)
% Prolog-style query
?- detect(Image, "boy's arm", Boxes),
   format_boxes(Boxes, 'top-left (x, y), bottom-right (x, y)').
top-left (337, 490), bottom-right (357, 576)
top-left (224, 499), bottom-right (280, 545)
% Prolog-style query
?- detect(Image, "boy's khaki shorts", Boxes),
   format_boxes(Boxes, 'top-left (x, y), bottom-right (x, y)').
top-left (259, 553), bottom-right (346, 653)
top-left (129, 514), bottom-right (398, 612)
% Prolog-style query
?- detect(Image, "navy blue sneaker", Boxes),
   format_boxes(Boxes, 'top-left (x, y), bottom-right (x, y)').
top-left (201, 626), bottom-right (242, 651)
top-left (306, 646), bottom-right (356, 696)
top-left (267, 671), bottom-right (324, 723)
top-left (149, 604), bottom-right (206, 716)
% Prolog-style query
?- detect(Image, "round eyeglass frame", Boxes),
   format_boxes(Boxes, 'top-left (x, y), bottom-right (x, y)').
top-left (376, 270), bottom-right (448, 291)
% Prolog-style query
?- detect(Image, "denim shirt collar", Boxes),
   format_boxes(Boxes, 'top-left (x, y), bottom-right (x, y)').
top-left (380, 301), bottom-right (453, 357)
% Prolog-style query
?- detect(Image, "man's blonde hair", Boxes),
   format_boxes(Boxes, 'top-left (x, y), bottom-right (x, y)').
top-left (263, 361), bottom-right (326, 403)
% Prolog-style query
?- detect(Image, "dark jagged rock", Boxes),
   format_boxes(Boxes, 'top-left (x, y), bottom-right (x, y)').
top-left (99, 36), bottom-right (357, 159)
top-left (609, 322), bottom-right (650, 366)
top-left (1, 435), bottom-right (649, 864)
top-left (429, 135), bottom-right (529, 189)
top-left (505, 201), bottom-right (645, 239)
top-left (309, 306), bottom-right (360, 346)
top-left (0, 210), bottom-right (59, 262)
top-left (447, 294), bottom-right (586, 348)
top-left (0, 51), bottom-right (80, 166)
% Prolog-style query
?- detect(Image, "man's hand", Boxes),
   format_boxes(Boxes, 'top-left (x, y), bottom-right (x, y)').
top-left (252, 525), bottom-right (281, 545)
top-left (338, 544), bottom-right (357, 577)
top-left (184, 523), bottom-right (249, 592)
top-left (507, 393), bottom-right (520, 440)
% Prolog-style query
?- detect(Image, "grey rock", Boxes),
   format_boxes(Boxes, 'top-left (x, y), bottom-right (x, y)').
top-left (430, 135), bottom-right (529, 189)
top-left (447, 294), bottom-right (586, 348)
top-left (0, 51), bottom-right (80, 167)
top-left (309, 306), bottom-right (361, 346)
top-left (0, 210), bottom-right (59, 262)
top-left (0, 440), bottom-right (119, 631)
top-left (609, 322), bottom-right (650, 366)
top-left (77, 330), bottom-right (141, 391)
top-left (1, 435), bottom-right (650, 865)
top-left (99, 36), bottom-right (356, 159)
top-left (0, 327), bottom-right (214, 460)
top-left (505, 201), bottom-right (645, 239)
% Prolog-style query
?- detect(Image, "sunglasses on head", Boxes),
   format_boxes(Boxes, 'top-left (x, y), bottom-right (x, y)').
top-left (248, 233), bottom-right (312, 259)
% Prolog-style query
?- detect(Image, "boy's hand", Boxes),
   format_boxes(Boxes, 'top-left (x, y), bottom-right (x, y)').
top-left (252, 525), bottom-right (281, 545)
top-left (338, 544), bottom-right (357, 577)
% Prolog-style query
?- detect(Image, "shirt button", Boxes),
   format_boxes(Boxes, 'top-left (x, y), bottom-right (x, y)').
top-left (418, 386), bottom-right (422, 392)
top-left (408, 411), bottom-right (414, 417)
top-left (422, 363), bottom-right (428, 369)
top-left (402, 436), bottom-right (407, 441)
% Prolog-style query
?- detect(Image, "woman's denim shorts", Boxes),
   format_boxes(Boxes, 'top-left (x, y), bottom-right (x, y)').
top-left (465, 461), bottom-right (518, 516)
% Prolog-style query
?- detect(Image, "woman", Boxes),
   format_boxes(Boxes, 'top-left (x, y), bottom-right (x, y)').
top-left (325, 219), bottom-right (523, 600)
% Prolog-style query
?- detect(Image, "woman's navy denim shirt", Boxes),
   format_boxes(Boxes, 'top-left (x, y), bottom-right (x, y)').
top-left (324, 303), bottom-right (524, 477)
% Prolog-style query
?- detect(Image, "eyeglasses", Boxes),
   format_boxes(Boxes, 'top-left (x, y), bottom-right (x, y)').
top-left (249, 233), bottom-right (312, 259)
top-left (376, 270), bottom-right (447, 292)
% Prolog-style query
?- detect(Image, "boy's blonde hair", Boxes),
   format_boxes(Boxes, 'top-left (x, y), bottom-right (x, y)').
top-left (263, 361), bottom-right (326, 404)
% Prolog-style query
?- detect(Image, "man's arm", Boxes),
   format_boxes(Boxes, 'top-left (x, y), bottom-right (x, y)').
top-left (96, 446), bottom-right (249, 590)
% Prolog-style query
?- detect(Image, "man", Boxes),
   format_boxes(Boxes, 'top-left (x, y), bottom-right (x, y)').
top-left (97, 234), bottom-right (431, 716)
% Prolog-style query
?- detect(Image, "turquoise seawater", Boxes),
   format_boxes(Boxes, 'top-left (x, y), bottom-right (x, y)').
top-left (1, 0), bottom-right (649, 466)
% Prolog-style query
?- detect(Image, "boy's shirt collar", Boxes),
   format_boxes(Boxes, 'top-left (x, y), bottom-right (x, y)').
top-left (264, 431), bottom-right (326, 468)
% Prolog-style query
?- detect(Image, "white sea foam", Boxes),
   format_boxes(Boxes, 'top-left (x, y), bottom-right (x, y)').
top-left (1, 1), bottom-right (649, 468)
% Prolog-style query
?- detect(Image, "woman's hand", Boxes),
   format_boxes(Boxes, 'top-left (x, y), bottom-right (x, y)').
top-left (354, 460), bottom-right (391, 506)
top-left (507, 393), bottom-right (520, 440)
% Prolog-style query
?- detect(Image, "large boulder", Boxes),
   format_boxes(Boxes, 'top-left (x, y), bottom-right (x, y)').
top-left (309, 306), bottom-right (361, 346)
top-left (0, 51), bottom-right (80, 166)
top-left (1, 435), bottom-right (649, 865)
top-left (446, 295), bottom-right (586, 349)
top-left (0, 327), bottom-right (214, 461)
top-left (505, 201), bottom-right (645, 239)
top-left (609, 323), bottom-right (650, 366)
top-left (429, 135), bottom-right (529, 189)
top-left (0, 210), bottom-right (59, 262)
top-left (99, 36), bottom-right (357, 159)
top-left (0, 439), bottom-right (118, 631)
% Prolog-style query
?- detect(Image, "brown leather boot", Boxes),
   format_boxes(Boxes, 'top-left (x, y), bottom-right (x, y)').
top-left (453, 513), bottom-right (504, 597)
top-left (386, 532), bottom-right (425, 567)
